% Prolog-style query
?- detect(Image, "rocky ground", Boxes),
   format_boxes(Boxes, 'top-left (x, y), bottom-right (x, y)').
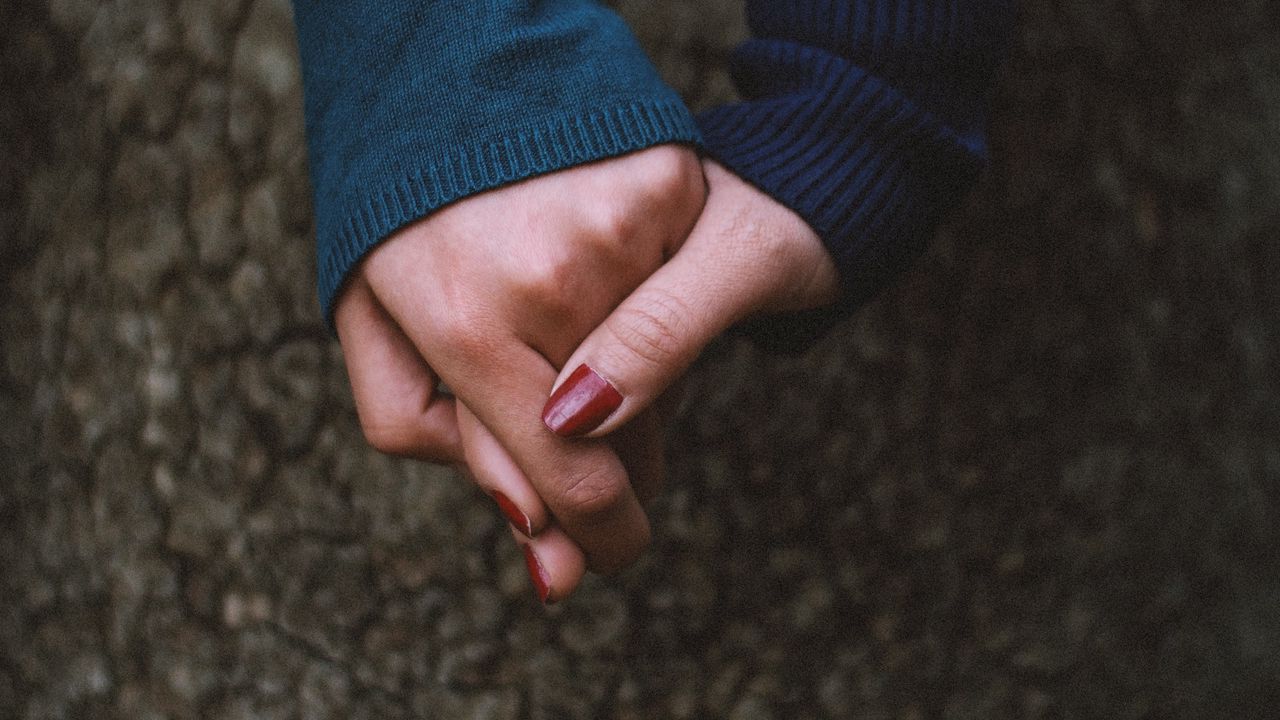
top-left (3, 0), bottom-right (1279, 718)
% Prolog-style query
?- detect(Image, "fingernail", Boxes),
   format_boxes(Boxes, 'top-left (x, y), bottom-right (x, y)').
top-left (541, 364), bottom-right (623, 437)
top-left (522, 545), bottom-right (552, 604)
top-left (491, 490), bottom-right (532, 537)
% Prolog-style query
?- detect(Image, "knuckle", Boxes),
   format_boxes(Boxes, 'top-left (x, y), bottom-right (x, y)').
top-left (360, 415), bottom-right (419, 457)
top-left (583, 197), bottom-right (639, 247)
top-left (358, 397), bottom-right (454, 462)
top-left (724, 199), bottom-right (806, 269)
top-left (605, 290), bottom-right (692, 369)
top-left (556, 466), bottom-right (627, 524)
top-left (717, 205), bottom-right (822, 303)
top-left (586, 149), bottom-right (705, 243)
top-left (633, 146), bottom-right (703, 199)
top-left (516, 251), bottom-right (577, 309)
top-left (434, 306), bottom-right (499, 362)
top-left (356, 385), bottom-right (431, 457)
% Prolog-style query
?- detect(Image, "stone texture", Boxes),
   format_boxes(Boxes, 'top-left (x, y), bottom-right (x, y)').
top-left (2, 0), bottom-right (1279, 718)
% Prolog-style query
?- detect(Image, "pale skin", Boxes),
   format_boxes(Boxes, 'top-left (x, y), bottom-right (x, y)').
top-left (334, 145), bottom-right (839, 602)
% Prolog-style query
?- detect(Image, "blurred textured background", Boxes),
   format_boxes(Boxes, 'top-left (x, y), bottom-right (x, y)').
top-left (2, 0), bottom-right (1279, 718)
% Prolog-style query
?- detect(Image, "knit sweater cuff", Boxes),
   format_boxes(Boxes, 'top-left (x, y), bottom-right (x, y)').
top-left (314, 101), bottom-right (701, 325)
top-left (696, 44), bottom-right (989, 351)
top-left (293, 0), bottom-right (703, 328)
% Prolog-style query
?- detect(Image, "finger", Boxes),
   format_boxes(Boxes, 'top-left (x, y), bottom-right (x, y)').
top-left (515, 524), bottom-right (586, 605)
top-left (334, 278), bottom-right (463, 463)
top-left (541, 162), bottom-right (839, 439)
top-left (374, 289), bottom-right (652, 574)
top-left (456, 375), bottom-right (592, 599)
top-left (459, 376), bottom-right (662, 593)
top-left (364, 256), bottom-right (654, 573)
top-left (456, 402), bottom-right (547, 537)
top-left (447, 339), bottom-right (651, 574)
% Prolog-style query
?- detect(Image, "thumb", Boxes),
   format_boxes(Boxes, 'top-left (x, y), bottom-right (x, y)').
top-left (541, 162), bottom-right (838, 439)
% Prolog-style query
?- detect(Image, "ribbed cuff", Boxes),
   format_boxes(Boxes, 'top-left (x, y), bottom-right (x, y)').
top-left (315, 99), bottom-right (702, 328)
top-left (697, 46), bottom-right (984, 350)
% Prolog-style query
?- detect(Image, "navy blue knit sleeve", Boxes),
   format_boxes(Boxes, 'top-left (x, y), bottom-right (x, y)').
top-left (700, 0), bottom-right (1014, 348)
top-left (292, 0), bottom-right (702, 327)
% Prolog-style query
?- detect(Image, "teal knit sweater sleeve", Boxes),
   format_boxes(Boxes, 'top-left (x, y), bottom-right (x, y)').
top-left (291, 0), bottom-right (702, 325)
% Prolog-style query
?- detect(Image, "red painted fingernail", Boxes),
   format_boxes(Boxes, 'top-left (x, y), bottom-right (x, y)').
top-left (541, 364), bottom-right (623, 437)
top-left (491, 490), bottom-right (532, 537)
top-left (522, 545), bottom-right (552, 604)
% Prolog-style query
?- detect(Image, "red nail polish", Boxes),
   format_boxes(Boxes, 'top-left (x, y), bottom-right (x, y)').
top-left (492, 490), bottom-right (532, 537)
top-left (541, 364), bottom-right (622, 437)
top-left (522, 545), bottom-right (552, 604)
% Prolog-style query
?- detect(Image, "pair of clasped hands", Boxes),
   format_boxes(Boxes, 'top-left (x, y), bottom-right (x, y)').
top-left (335, 146), bottom-right (838, 603)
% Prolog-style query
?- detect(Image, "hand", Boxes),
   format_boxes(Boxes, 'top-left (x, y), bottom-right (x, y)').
top-left (333, 146), bottom-right (706, 601)
top-left (514, 160), bottom-right (840, 599)
top-left (541, 159), bottom-right (839, 439)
